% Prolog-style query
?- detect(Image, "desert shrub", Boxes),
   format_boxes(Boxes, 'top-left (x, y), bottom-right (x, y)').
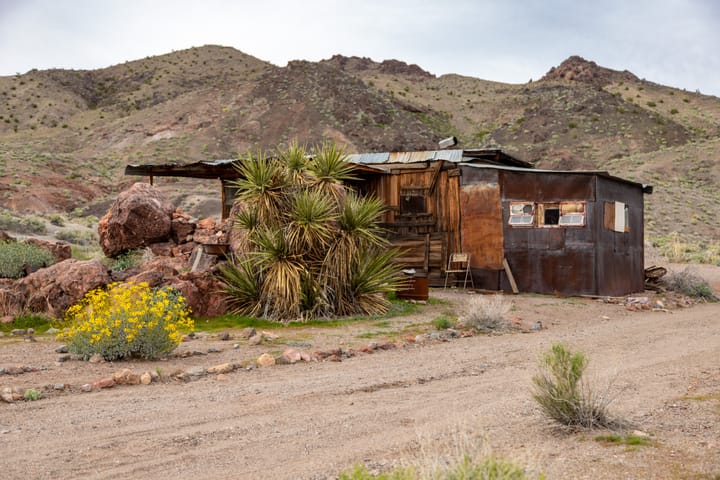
top-left (532, 343), bottom-right (616, 429)
top-left (460, 295), bottom-right (511, 332)
top-left (23, 389), bottom-right (42, 401)
top-left (56, 228), bottom-right (97, 246)
top-left (108, 248), bottom-right (147, 271)
top-left (0, 211), bottom-right (46, 234)
top-left (47, 214), bottom-right (65, 226)
top-left (663, 268), bottom-right (718, 301)
top-left (0, 241), bottom-right (55, 278)
top-left (432, 314), bottom-right (455, 330)
top-left (61, 282), bottom-right (194, 360)
top-left (339, 465), bottom-right (415, 480)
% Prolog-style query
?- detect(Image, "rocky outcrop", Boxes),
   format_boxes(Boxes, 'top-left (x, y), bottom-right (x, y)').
top-left (15, 259), bottom-right (111, 316)
top-left (97, 183), bottom-right (175, 258)
top-left (542, 55), bottom-right (639, 86)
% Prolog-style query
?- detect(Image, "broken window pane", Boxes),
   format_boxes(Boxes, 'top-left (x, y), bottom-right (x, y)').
top-left (509, 202), bottom-right (534, 227)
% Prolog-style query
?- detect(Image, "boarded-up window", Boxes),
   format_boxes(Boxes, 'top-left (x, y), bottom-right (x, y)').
top-left (604, 201), bottom-right (629, 232)
top-left (509, 202), bottom-right (534, 226)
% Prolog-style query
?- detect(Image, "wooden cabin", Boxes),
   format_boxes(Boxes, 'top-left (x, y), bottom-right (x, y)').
top-left (126, 148), bottom-right (651, 297)
top-left (344, 150), bottom-right (651, 296)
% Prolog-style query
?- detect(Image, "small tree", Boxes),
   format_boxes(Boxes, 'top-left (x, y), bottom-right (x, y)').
top-left (218, 142), bottom-right (404, 322)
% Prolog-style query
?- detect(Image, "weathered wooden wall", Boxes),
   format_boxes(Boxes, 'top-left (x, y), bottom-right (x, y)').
top-left (358, 162), bottom-right (461, 286)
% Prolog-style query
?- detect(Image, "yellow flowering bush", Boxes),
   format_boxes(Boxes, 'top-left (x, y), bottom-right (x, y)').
top-left (62, 282), bottom-right (194, 361)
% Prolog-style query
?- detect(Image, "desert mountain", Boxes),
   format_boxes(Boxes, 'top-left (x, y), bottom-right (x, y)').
top-left (1, 46), bottom-right (719, 245)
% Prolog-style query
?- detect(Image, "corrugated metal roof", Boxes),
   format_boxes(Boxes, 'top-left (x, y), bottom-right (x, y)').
top-left (461, 163), bottom-right (652, 192)
top-left (346, 149), bottom-right (465, 164)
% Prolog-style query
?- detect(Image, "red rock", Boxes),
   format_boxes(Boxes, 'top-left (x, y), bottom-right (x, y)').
top-left (171, 217), bottom-right (196, 244)
top-left (98, 183), bottom-right (175, 258)
top-left (92, 377), bottom-right (115, 389)
top-left (113, 369), bottom-right (141, 385)
top-left (149, 241), bottom-right (176, 257)
top-left (15, 259), bottom-right (110, 317)
top-left (282, 348), bottom-right (302, 364)
top-left (299, 352), bottom-right (312, 362)
top-left (196, 217), bottom-right (216, 230)
top-left (80, 384), bottom-right (93, 392)
top-left (126, 270), bottom-right (165, 288)
top-left (172, 242), bottom-right (196, 258)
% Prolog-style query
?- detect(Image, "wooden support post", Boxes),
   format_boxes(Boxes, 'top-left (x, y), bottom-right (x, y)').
top-left (423, 233), bottom-right (430, 273)
top-left (503, 257), bottom-right (519, 294)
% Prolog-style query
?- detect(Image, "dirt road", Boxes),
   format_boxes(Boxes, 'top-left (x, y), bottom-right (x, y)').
top-left (1, 292), bottom-right (719, 479)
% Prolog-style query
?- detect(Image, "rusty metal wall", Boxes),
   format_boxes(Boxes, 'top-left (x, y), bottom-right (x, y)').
top-left (459, 167), bottom-right (504, 270)
top-left (500, 170), bottom-right (599, 295)
top-left (594, 176), bottom-right (646, 296)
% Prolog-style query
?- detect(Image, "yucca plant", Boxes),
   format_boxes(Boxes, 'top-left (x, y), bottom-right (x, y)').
top-left (218, 143), bottom-right (404, 322)
top-left (232, 150), bottom-right (289, 226)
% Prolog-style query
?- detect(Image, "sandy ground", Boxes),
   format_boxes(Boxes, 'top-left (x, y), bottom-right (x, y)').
top-left (1, 270), bottom-right (719, 479)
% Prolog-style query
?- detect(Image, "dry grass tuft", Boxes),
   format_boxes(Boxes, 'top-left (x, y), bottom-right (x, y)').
top-left (459, 295), bottom-right (512, 333)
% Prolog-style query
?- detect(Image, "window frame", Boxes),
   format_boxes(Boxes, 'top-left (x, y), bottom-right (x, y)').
top-left (509, 201), bottom-right (586, 228)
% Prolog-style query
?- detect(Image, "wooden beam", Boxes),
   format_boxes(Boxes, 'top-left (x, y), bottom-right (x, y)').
top-left (503, 257), bottom-right (519, 294)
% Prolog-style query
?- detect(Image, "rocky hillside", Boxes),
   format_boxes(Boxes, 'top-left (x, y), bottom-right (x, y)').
top-left (1, 46), bottom-right (719, 247)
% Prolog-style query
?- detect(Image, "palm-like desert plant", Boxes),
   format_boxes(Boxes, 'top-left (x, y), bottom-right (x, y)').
top-left (218, 144), bottom-right (404, 322)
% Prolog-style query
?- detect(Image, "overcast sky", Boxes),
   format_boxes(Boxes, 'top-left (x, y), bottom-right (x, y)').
top-left (1, 0), bottom-right (718, 97)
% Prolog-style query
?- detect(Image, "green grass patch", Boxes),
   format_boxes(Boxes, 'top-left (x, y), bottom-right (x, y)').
top-left (196, 299), bottom-right (421, 332)
top-left (594, 434), bottom-right (654, 447)
top-left (432, 314), bottom-right (455, 330)
top-left (0, 313), bottom-right (54, 333)
top-left (681, 393), bottom-right (720, 402)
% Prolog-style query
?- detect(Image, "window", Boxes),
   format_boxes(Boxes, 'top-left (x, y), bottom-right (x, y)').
top-left (537, 203), bottom-right (560, 226)
top-left (559, 202), bottom-right (586, 226)
top-left (509, 202), bottom-right (534, 226)
top-left (509, 201), bottom-right (586, 227)
top-left (400, 187), bottom-right (427, 214)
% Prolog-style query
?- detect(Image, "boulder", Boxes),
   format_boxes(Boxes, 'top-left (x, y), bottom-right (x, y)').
top-left (23, 238), bottom-right (72, 263)
top-left (98, 183), bottom-right (175, 258)
top-left (165, 270), bottom-right (227, 318)
top-left (148, 241), bottom-right (176, 257)
top-left (171, 216), bottom-right (196, 244)
top-left (15, 259), bottom-right (111, 317)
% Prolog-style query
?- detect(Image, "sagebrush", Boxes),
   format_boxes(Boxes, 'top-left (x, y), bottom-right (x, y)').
top-left (532, 343), bottom-right (618, 429)
top-left (61, 282), bottom-right (194, 360)
top-left (460, 295), bottom-right (511, 332)
top-left (662, 268), bottom-right (718, 301)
